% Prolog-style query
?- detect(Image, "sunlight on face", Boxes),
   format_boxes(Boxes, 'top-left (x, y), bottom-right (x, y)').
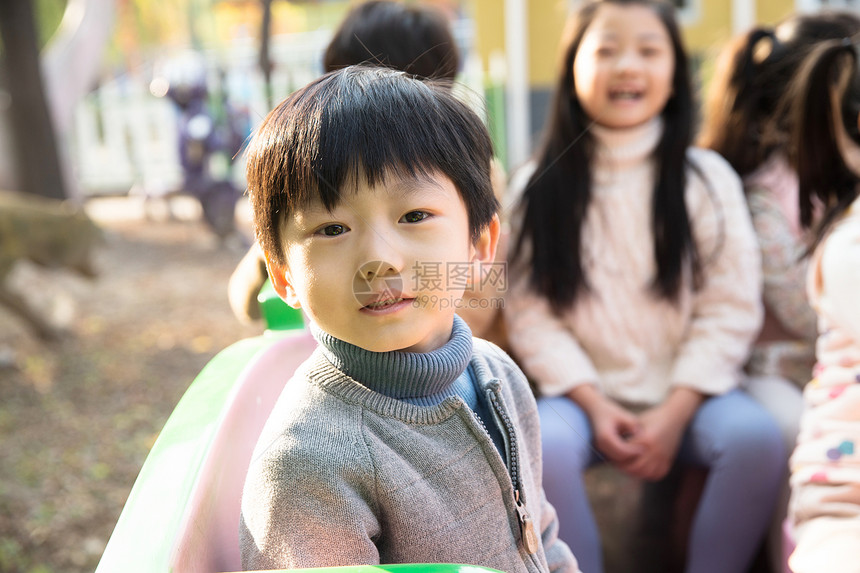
top-left (268, 172), bottom-right (492, 353)
top-left (573, 2), bottom-right (675, 129)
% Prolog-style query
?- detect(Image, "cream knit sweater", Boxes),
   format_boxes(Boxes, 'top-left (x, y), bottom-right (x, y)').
top-left (505, 119), bottom-right (763, 405)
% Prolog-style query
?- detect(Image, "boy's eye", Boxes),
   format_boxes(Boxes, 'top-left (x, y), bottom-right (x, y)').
top-left (401, 211), bottom-right (430, 223)
top-left (319, 224), bottom-right (347, 236)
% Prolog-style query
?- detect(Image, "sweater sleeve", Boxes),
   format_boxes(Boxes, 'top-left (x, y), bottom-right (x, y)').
top-left (788, 356), bottom-right (860, 572)
top-left (240, 399), bottom-right (381, 569)
top-left (537, 488), bottom-right (581, 573)
top-left (503, 164), bottom-right (601, 397)
top-left (789, 377), bottom-right (860, 573)
top-left (746, 186), bottom-right (817, 341)
top-left (669, 150), bottom-right (764, 396)
top-left (504, 276), bottom-right (600, 396)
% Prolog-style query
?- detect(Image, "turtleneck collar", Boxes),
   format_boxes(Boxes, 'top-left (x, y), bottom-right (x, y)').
top-left (311, 315), bottom-right (473, 400)
top-left (590, 117), bottom-right (663, 172)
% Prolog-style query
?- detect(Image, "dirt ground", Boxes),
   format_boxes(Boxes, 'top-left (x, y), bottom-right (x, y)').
top-left (0, 196), bottom-right (262, 572)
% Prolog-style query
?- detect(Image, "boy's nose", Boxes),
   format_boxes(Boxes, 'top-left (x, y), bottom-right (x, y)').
top-left (360, 260), bottom-right (399, 280)
top-left (359, 230), bottom-right (404, 274)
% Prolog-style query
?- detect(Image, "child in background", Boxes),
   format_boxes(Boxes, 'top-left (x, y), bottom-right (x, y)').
top-left (700, 9), bottom-right (860, 402)
top-left (322, 0), bottom-right (459, 78)
top-left (698, 13), bottom-right (860, 569)
top-left (239, 66), bottom-right (578, 573)
top-left (228, 1), bottom-right (507, 347)
top-left (783, 36), bottom-right (860, 573)
top-left (504, 1), bottom-right (784, 572)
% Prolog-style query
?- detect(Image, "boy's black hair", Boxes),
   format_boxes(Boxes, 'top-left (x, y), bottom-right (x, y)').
top-left (700, 11), bottom-right (860, 177)
top-left (323, 0), bottom-right (460, 81)
top-left (786, 35), bottom-right (860, 252)
top-left (510, 0), bottom-right (697, 312)
top-left (246, 66), bottom-right (498, 266)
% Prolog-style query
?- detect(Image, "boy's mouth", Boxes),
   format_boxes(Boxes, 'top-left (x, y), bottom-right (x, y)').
top-left (363, 297), bottom-right (404, 310)
top-left (356, 291), bottom-right (414, 313)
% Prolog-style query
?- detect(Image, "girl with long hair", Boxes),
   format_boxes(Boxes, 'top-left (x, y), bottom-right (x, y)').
top-left (505, 2), bottom-right (785, 571)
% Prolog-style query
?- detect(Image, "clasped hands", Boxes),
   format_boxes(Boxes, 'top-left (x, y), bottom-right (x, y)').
top-left (570, 385), bottom-right (705, 482)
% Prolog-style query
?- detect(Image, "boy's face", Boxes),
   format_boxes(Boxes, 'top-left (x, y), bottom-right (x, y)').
top-left (266, 171), bottom-right (499, 353)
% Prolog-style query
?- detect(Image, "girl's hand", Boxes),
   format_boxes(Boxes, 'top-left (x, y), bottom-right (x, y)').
top-left (620, 387), bottom-right (705, 481)
top-left (619, 406), bottom-right (685, 480)
top-left (568, 385), bottom-right (643, 464)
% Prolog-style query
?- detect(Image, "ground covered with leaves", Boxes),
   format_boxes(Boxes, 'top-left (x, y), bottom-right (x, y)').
top-left (0, 197), bottom-right (260, 572)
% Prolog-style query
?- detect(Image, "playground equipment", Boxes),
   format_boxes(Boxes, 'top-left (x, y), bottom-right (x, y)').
top-left (95, 292), bottom-right (502, 573)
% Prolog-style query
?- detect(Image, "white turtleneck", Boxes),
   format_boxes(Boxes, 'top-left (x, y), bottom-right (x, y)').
top-left (504, 118), bottom-right (763, 406)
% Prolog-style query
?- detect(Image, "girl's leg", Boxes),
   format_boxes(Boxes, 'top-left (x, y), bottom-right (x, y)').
top-left (679, 389), bottom-right (786, 573)
top-left (744, 374), bottom-right (803, 454)
top-left (537, 396), bottom-right (603, 573)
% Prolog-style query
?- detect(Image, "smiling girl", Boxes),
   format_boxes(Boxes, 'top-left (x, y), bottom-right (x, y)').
top-left (504, 1), bottom-right (785, 572)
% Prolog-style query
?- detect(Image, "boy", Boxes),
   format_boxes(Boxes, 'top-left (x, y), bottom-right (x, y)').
top-left (239, 66), bottom-right (578, 573)
top-left (227, 0), bottom-right (459, 325)
top-left (230, 1), bottom-right (508, 349)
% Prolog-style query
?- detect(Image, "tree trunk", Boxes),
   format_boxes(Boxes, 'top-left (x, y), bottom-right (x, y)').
top-left (0, 0), bottom-right (67, 199)
top-left (259, 0), bottom-right (274, 111)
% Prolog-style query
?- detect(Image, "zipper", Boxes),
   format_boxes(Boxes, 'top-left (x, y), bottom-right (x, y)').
top-left (487, 389), bottom-right (538, 555)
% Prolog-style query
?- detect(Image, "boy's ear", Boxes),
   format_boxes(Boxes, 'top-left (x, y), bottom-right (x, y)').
top-left (471, 214), bottom-right (501, 264)
top-left (264, 252), bottom-right (302, 309)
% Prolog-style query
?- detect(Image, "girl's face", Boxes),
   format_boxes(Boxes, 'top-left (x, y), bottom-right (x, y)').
top-left (572, 2), bottom-right (675, 129)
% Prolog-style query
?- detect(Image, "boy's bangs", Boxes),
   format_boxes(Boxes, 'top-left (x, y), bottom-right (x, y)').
top-left (309, 71), bottom-right (472, 209)
top-left (247, 66), bottom-right (496, 261)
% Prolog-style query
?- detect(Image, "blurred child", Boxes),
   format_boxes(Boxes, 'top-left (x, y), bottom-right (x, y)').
top-left (239, 66), bottom-right (578, 572)
top-left (698, 13), bottom-right (860, 569)
top-left (504, 1), bottom-right (785, 572)
top-left (783, 35), bottom-right (860, 573)
top-left (700, 9), bottom-right (860, 406)
top-left (228, 1), bottom-right (507, 346)
top-left (322, 0), bottom-right (459, 79)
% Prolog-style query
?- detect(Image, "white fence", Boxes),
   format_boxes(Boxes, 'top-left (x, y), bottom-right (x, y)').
top-left (70, 29), bottom-right (332, 197)
top-left (69, 24), bottom-right (506, 198)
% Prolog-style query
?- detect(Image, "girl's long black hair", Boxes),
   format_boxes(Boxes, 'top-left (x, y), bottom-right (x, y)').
top-left (510, 0), bottom-right (698, 313)
top-left (786, 37), bottom-right (860, 252)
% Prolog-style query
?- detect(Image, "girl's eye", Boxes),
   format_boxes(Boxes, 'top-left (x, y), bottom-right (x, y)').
top-left (319, 224), bottom-right (347, 236)
top-left (596, 46), bottom-right (616, 57)
top-left (401, 211), bottom-right (430, 223)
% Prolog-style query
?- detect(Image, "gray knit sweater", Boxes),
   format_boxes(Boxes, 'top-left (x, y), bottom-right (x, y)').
top-left (239, 318), bottom-right (579, 572)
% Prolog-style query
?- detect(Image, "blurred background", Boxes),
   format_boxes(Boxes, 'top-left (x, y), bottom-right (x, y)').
top-left (0, 0), bottom-right (852, 572)
top-left (5, 0), bottom-right (848, 202)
